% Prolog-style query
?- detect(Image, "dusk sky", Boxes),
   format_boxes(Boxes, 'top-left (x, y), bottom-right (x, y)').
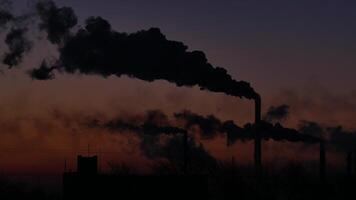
top-left (0, 0), bottom-right (355, 178)
top-left (10, 0), bottom-right (356, 93)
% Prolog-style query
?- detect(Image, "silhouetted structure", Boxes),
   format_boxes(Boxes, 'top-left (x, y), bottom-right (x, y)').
top-left (254, 95), bottom-right (262, 175)
top-left (77, 155), bottom-right (98, 174)
top-left (63, 155), bottom-right (208, 200)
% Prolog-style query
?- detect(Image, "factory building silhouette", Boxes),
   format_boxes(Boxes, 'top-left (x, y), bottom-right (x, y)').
top-left (62, 155), bottom-right (208, 200)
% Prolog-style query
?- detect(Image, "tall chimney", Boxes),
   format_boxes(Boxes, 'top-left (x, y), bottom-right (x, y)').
top-left (319, 141), bottom-right (326, 181)
top-left (254, 95), bottom-right (262, 174)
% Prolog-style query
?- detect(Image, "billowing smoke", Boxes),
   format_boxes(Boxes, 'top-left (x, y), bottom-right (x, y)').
top-left (36, 0), bottom-right (77, 44)
top-left (327, 126), bottom-right (356, 152)
top-left (264, 104), bottom-right (290, 123)
top-left (144, 136), bottom-right (218, 173)
top-left (173, 110), bottom-right (320, 145)
top-left (244, 121), bottom-right (321, 144)
top-left (299, 121), bottom-right (356, 152)
top-left (29, 60), bottom-right (55, 80)
top-left (5, 0), bottom-right (258, 100)
top-left (89, 110), bottom-right (187, 136)
top-left (0, 0), bottom-right (13, 28)
top-left (174, 110), bottom-right (223, 139)
top-left (298, 121), bottom-right (325, 139)
top-left (3, 27), bottom-right (32, 67)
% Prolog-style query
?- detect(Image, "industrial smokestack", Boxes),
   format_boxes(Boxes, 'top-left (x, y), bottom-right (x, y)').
top-left (254, 95), bottom-right (262, 174)
top-left (319, 141), bottom-right (326, 181)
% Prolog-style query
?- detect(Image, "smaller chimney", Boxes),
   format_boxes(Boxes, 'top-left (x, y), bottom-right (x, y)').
top-left (254, 96), bottom-right (262, 175)
top-left (319, 141), bottom-right (326, 182)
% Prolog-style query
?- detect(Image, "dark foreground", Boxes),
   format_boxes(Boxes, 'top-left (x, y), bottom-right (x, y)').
top-left (1, 164), bottom-right (356, 200)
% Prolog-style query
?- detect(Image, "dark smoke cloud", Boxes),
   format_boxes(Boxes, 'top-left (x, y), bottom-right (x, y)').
top-left (29, 60), bottom-right (55, 80)
top-left (298, 121), bottom-right (325, 139)
top-left (29, 14), bottom-right (258, 100)
top-left (264, 104), bottom-right (290, 123)
top-left (174, 110), bottom-right (223, 139)
top-left (36, 0), bottom-right (77, 44)
top-left (0, 0), bottom-right (13, 28)
top-left (244, 121), bottom-right (321, 144)
top-left (221, 120), bottom-right (252, 145)
top-left (327, 126), bottom-right (356, 152)
top-left (3, 27), bottom-right (32, 67)
top-left (89, 110), bottom-right (187, 136)
top-left (143, 135), bottom-right (218, 173)
top-left (299, 120), bottom-right (356, 152)
top-left (0, 0), bottom-right (258, 100)
top-left (173, 110), bottom-right (321, 145)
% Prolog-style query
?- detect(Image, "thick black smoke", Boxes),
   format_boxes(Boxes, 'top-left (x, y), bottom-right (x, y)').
top-left (0, 0), bottom-right (258, 100)
top-left (222, 120), bottom-right (252, 145)
top-left (299, 121), bottom-right (356, 152)
top-left (327, 126), bottom-right (356, 152)
top-left (36, 0), bottom-right (77, 44)
top-left (29, 60), bottom-right (55, 80)
top-left (264, 104), bottom-right (290, 123)
top-left (29, 13), bottom-right (258, 100)
top-left (143, 135), bottom-right (218, 173)
top-left (3, 27), bottom-right (32, 67)
top-left (174, 110), bottom-right (223, 139)
top-left (298, 121), bottom-right (325, 139)
top-left (0, 0), bottom-right (13, 28)
top-left (243, 121), bottom-right (321, 144)
top-left (90, 110), bottom-right (187, 136)
top-left (174, 110), bottom-right (320, 144)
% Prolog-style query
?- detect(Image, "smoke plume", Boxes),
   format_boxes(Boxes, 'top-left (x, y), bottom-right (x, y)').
top-left (0, 0), bottom-right (13, 28)
top-left (19, 0), bottom-right (258, 100)
top-left (36, 0), bottom-right (77, 44)
top-left (264, 104), bottom-right (290, 123)
top-left (3, 27), bottom-right (32, 67)
top-left (174, 110), bottom-right (223, 139)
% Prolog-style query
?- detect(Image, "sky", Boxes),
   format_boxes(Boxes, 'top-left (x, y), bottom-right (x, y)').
top-left (0, 0), bottom-right (355, 177)
top-left (10, 0), bottom-right (356, 93)
top-left (14, 0), bottom-right (356, 93)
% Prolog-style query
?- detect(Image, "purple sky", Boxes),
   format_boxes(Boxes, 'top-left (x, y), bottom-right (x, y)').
top-left (11, 0), bottom-right (356, 95)
top-left (0, 0), bottom-right (354, 176)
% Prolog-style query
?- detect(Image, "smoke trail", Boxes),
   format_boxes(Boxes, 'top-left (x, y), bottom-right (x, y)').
top-left (174, 110), bottom-right (223, 139)
top-left (298, 121), bottom-right (325, 139)
top-left (89, 110), bottom-right (187, 136)
top-left (264, 104), bottom-right (290, 123)
top-left (3, 27), bottom-right (32, 67)
top-left (29, 60), bottom-right (55, 80)
top-left (0, 0), bottom-right (13, 28)
top-left (0, 0), bottom-right (259, 104)
top-left (299, 121), bottom-right (356, 152)
top-left (26, 1), bottom-right (258, 100)
top-left (36, 0), bottom-right (77, 44)
top-left (327, 126), bottom-right (356, 152)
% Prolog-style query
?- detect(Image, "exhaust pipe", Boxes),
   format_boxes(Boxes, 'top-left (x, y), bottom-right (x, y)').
top-left (254, 95), bottom-right (262, 174)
